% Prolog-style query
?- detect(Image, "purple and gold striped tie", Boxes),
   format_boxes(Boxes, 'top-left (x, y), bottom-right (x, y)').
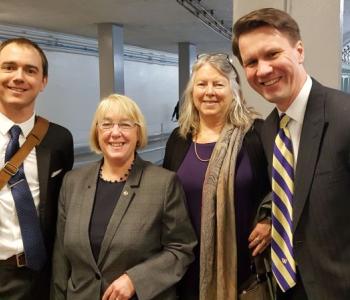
top-left (271, 114), bottom-right (297, 292)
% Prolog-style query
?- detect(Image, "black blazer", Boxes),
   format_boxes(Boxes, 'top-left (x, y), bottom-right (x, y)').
top-left (35, 120), bottom-right (74, 299)
top-left (261, 79), bottom-right (350, 299)
top-left (36, 121), bottom-right (74, 254)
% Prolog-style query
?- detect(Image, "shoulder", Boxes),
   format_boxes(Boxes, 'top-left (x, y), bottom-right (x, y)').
top-left (163, 127), bottom-right (192, 170)
top-left (43, 120), bottom-right (73, 144)
top-left (134, 159), bottom-right (183, 201)
top-left (134, 158), bottom-right (178, 192)
top-left (310, 79), bottom-right (350, 123)
top-left (242, 119), bottom-right (267, 167)
top-left (167, 127), bottom-right (184, 143)
top-left (311, 78), bottom-right (350, 106)
top-left (141, 158), bottom-right (177, 180)
top-left (250, 118), bottom-right (264, 134)
top-left (48, 122), bottom-right (72, 138)
top-left (64, 161), bottom-right (99, 182)
top-left (243, 118), bottom-right (264, 140)
top-left (166, 127), bottom-right (191, 149)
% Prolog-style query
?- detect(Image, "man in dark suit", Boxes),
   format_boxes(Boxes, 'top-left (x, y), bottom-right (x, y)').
top-left (232, 7), bottom-right (350, 300)
top-left (0, 38), bottom-right (74, 299)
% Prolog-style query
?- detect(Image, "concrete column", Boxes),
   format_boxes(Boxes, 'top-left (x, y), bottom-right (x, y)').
top-left (232, 0), bottom-right (342, 117)
top-left (178, 42), bottom-right (197, 103)
top-left (98, 23), bottom-right (125, 98)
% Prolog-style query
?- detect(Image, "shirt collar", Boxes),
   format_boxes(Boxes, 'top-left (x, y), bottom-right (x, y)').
top-left (277, 75), bottom-right (312, 124)
top-left (0, 112), bottom-right (36, 138)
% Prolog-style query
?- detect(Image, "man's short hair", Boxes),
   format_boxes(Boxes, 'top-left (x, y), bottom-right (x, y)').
top-left (0, 37), bottom-right (48, 78)
top-left (232, 8), bottom-right (301, 64)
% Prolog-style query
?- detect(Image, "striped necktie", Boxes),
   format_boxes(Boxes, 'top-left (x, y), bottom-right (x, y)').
top-left (271, 114), bottom-right (297, 292)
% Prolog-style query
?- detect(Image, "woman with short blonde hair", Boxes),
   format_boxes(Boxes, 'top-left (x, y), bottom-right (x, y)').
top-left (90, 94), bottom-right (148, 153)
top-left (53, 94), bottom-right (196, 300)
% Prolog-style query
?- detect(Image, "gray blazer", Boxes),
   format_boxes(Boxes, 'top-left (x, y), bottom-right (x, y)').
top-left (261, 79), bottom-right (350, 299)
top-left (51, 156), bottom-right (197, 300)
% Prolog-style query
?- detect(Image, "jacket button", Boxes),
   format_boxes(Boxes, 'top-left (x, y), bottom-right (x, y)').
top-left (95, 273), bottom-right (101, 280)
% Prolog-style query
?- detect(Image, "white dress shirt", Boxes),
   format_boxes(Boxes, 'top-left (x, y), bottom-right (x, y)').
top-left (0, 112), bottom-right (40, 259)
top-left (278, 75), bottom-right (312, 169)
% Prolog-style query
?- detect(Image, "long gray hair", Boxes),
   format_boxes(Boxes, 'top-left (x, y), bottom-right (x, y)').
top-left (178, 54), bottom-right (256, 138)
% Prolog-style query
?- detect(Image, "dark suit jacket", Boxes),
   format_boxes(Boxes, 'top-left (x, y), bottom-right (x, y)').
top-left (52, 156), bottom-right (197, 300)
top-left (34, 121), bottom-right (74, 298)
top-left (261, 79), bottom-right (350, 299)
top-left (37, 121), bottom-right (74, 257)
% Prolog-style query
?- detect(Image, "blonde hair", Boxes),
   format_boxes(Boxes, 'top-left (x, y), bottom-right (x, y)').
top-left (178, 54), bottom-right (256, 138)
top-left (89, 94), bottom-right (148, 154)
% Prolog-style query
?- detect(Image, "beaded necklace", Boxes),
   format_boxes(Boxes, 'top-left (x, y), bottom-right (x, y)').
top-left (99, 159), bottom-right (135, 182)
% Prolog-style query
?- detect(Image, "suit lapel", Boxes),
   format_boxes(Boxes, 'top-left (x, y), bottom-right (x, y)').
top-left (79, 161), bottom-right (101, 271)
top-left (36, 143), bottom-right (51, 225)
top-left (262, 109), bottom-right (279, 178)
top-left (293, 79), bottom-right (327, 232)
top-left (97, 156), bottom-right (145, 265)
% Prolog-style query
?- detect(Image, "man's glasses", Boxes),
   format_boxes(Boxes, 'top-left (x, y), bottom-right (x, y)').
top-left (98, 119), bottom-right (139, 132)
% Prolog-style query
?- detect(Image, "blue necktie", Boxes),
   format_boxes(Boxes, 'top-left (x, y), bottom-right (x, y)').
top-left (5, 125), bottom-right (47, 270)
top-left (271, 114), bottom-right (297, 291)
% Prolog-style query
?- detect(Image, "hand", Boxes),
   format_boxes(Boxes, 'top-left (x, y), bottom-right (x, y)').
top-left (102, 274), bottom-right (136, 300)
top-left (248, 219), bottom-right (272, 256)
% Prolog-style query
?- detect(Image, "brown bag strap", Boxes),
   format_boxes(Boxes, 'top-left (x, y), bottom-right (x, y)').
top-left (0, 116), bottom-right (50, 190)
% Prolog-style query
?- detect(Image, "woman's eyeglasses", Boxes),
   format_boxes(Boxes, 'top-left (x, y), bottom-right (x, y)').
top-left (98, 120), bottom-right (139, 132)
top-left (197, 53), bottom-right (234, 67)
top-left (196, 53), bottom-right (239, 82)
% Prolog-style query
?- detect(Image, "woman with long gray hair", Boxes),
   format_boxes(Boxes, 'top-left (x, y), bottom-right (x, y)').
top-left (163, 54), bottom-right (272, 299)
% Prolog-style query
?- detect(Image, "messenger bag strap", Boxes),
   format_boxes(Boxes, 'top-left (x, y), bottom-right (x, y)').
top-left (0, 116), bottom-right (49, 190)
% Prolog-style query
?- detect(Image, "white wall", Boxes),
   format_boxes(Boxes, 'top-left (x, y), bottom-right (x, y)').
top-left (36, 51), bottom-right (100, 146)
top-left (233, 0), bottom-right (343, 118)
top-left (35, 49), bottom-right (178, 147)
top-left (0, 24), bottom-right (181, 148)
top-left (124, 60), bottom-right (178, 137)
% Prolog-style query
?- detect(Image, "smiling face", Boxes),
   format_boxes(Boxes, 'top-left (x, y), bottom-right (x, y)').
top-left (0, 42), bottom-right (47, 122)
top-left (192, 63), bottom-right (233, 123)
top-left (97, 111), bottom-right (139, 167)
top-left (238, 26), bottom-right (307, 111)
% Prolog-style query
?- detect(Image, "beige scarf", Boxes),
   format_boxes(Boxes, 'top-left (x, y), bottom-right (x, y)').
top-left (199, 122), bottom-right (252, 300)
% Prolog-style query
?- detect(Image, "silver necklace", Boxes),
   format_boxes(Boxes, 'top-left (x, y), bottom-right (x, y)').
top-left (193, 140), bottom-right (210, 162)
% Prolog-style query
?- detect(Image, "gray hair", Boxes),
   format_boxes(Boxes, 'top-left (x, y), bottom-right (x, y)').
top-left (178, 54), bottom-right (256, 138)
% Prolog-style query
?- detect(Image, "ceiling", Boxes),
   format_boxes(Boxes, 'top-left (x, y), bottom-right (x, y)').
top-left (1, 0), bottom-right (350, 55)
top-left (0, 0), bottom-right (233, 54)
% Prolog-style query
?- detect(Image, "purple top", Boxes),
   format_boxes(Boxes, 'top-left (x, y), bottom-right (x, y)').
top-left (176, 141), bottom-right (254, 297)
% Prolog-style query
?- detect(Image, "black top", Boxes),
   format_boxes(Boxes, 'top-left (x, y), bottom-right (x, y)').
top-left (89, 178), bottom-right (125, 261)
